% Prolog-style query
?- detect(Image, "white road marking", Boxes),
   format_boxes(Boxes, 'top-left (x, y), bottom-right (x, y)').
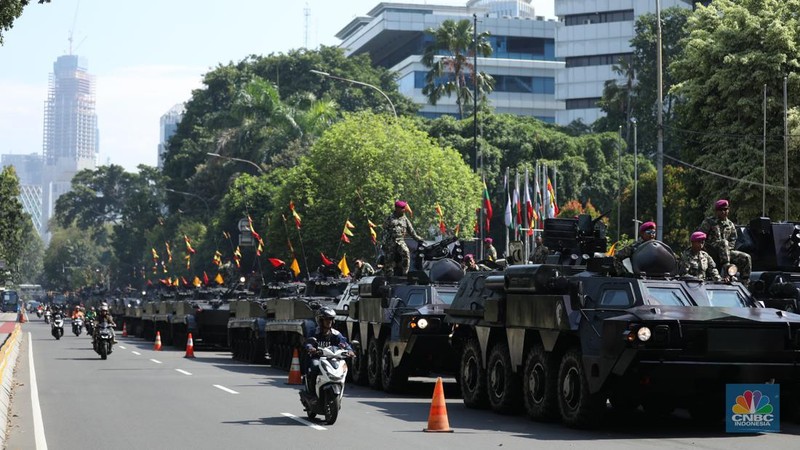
top-left (28, 332), bottom-right (49, 450)
top-left (281, 412), bottom-right (326, 431)
top-left (131, 351), bottom-right (141, 355)
top-left (176, 369), bottom-right (192, 376)
top-left (213, 384), bottom-right (239, 394)
top-left (150, 359), bottom-right (162, 364)
top-left (118, 345), bottom-right (126, 349)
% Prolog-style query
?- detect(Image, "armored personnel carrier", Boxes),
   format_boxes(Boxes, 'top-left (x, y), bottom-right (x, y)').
top-left (263, 276), bottom-right (349, 370)
top-left (738, 217), bottom-right (800, 312)
top-left (227, 281), bottom-right (303, 363)
top-left (344, 236), bottom-right (466, 392)
top-left (446, 215), bottom-right (800, 428)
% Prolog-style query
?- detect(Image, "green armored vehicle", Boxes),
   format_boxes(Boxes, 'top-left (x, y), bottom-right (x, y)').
top-left (446, 216), bottom-right (800, 428)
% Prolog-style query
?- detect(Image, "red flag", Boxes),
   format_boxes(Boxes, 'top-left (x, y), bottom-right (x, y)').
top-left (483, 179), bottom-right (493, 232)
top-left (341, 232), bottom-right (351, 244)
top-left (203, 271), bottom-right (210, 286)
top-left (248, 215), bottom-right (262, 241)
top-left (184, 235), bottom-right (196, 254)
top-left (181, 276), bottom-right (189, 287)
top-left (268, 258), bottom-right (286, 268)
top-left (320, 252), bottom-right (334, 266)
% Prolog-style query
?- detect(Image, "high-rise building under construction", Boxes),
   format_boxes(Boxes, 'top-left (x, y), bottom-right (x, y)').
top-left (40, 54), bottom-right (98, 241)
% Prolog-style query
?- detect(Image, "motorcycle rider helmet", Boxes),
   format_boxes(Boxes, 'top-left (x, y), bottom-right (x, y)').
top-left (317, 307), bottom-right (336, 325)
top-left (100, 303), bottom-right (109, 312)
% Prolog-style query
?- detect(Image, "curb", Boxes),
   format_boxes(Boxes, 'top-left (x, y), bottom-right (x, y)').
top-left (0, 324), bottom-right (22, 446)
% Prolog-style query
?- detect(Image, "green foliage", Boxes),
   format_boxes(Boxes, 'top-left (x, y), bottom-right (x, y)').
top-left (671, 0), bottom-right (800, 221)
top-left (0, 0), bottom-right (48, 45)
top-left (0, 166), bottom-right (28, 284)
top-left (422, 19), bottom-right (494, 119)
top-left (268, 112), bottom-right (481, 270)
top-left (41, 225), bottom-right (106, 292)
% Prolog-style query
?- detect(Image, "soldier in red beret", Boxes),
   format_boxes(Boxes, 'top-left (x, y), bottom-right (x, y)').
top-left (381, 200), bottom-right (424, 276)
top-left (613, 221), bottom-right (658, 274)
top-left (483, 237), bottom-right (497, 262)
top-left (698, 199), bottom-right (751, 284)
top-left (678, 231), bottom-right (721, 281)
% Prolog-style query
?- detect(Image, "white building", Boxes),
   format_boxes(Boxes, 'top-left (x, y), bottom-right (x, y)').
top-left (554, 0), bottom-right (695, 126)
top-left (337, 1), bottom-right (564, 122)
top-left (158, 104), bottom-right (185, 170)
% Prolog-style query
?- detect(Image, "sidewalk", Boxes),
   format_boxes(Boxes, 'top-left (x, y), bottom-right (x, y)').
top-left (0, 312), bottom-right (24, 448)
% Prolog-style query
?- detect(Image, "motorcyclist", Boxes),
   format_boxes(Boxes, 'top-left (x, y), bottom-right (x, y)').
top-left (93, 303), bottom-right (117, 344)
top-left (71, 305), bottom-right (85, 320)
top-left (85, 306), bottom-right (97, 322)
top-left (303, 307), bottom-right (353, 397)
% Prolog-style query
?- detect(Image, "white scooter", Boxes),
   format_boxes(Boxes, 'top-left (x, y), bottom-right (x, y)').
top-left (299, 340), bottom-right (356, 425)
top-left (72, 317), bottom-right (84, 336)
top-left (51, 312), bottom-right (64, 340)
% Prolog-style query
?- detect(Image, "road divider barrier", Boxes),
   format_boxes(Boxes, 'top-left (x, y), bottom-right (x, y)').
top-left (423, 377), bottom-right (453, 433)
top-left (184, 333), bottom-right (195, 358)
top-left (0, 324), bottom-right (22, 445)
top-left (287, 349), bottom-right (302, 385)
top-left (154, 331), bottom-right (162, 351)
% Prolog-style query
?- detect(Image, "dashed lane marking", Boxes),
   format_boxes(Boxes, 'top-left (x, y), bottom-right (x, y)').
top-left (131, 351), bottom-right (141, 355)
top-left (176, 369), bottom-right (192, 376)
top-left (213, 384), bottom-right (239, 394)
top-left (150, 359), bottom-right (162, 364)
top-left (281, 413), bottom-right (326, 431)
top-left (118, 345), bottom-right (126, 349)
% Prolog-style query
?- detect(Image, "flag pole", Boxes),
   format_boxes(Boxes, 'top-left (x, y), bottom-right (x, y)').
top-left (504, 167), bottom-right (510, 258)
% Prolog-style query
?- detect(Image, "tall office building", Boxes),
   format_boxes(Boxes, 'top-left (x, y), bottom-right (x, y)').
top-left (337, 1), bottom-right (564, 121)
top-left (40, 54), bottom-right (98, 241)
top-left (158, 104), bottom-right (185, 170)
top-left (554, 0), bottom-right (695, 126)
top-left (1, 153), bottom-right (44, 235)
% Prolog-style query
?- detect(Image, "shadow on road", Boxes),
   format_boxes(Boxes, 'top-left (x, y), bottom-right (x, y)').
top-left (222, 416), bottom-right (304, 427)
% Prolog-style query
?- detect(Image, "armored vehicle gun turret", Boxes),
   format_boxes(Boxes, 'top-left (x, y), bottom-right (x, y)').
top-left (445, 216), bottom-right (800, 428)
top-left (738, 217), bottom-right (800, 312)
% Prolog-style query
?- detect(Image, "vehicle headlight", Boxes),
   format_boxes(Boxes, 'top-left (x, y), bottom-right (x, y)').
top-left (417, 318), bottom-right (429, 329)
top-left (727, 264), bottom-right (739, 277)
top-left (637, 326), bottom-right (652, 342)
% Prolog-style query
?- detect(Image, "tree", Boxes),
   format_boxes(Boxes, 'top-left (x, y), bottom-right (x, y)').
top-left (0, 166), bottom-right (27, 284)
top-left (267, 112), bottom-right (482, 271)
top-left (422, 19), bottom-right (495, 119)
top-left (0, 0), bottom-right (48, 45)
top-left (671, 0), bottom-right (800, 221)
top-left (41, 225), bottom-right (105, 292)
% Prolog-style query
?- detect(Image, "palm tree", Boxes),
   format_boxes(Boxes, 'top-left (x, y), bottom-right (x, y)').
top-left (422, 19), bottom-right (494, 119)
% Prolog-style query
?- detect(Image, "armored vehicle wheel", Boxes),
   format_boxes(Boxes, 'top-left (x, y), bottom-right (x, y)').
top-left (487, 343), bottom-right (522, 414)
top-left (523, 345), bottom-right (559, 421)
top-left (380, 341), bottom-right (408, 393)
top-left (366, 339), bottom-right (383, 389)
top-left (557, 349), bottom-right (604, 428)
top-left (348, 342), bottom-right (369, 386)
top-left (641, 395), bottom-right (674, 417)
top-left (460, 339), bottom-right (488, 409)
top-left (688, 395), bottom-right (724, 424)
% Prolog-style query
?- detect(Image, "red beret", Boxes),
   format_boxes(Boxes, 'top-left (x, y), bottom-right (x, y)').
top-left (691, 231), bottom-right (707, 242)
top-left (394, 200), bottom-right (407, 209)
top-left (715, 199), bottom-right (729, 210)
top-left (639, 221), bottom-right (656, 233)
top-left (484, 238), bottom-right (493, 244)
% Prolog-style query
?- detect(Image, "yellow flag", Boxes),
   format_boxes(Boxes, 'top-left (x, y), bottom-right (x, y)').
top-left (192, 276), bottom-right (201, 287)
top-left (172, 277), bottom-right (180, 287)
top-left (214, 273), bottom-right (224, 285)
top-left (606, 241), bottom-right (618, 257)
top-left (290, 258), bottom-right (301, 277)
top-left (337, 254), bottom-right (350, 277)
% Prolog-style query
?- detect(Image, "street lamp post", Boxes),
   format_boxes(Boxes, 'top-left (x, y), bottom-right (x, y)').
top-left (165, 188), bottom-right (210, 216)
top-left (631, 117), bottom-right (638, 239)
top-left (310, 69), bottom-right (397, 118)
top-left (206, 152), bottom-right (266, 175)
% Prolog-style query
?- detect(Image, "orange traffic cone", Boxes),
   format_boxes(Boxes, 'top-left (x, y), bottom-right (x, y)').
top-left (154, 331), bottom-right (162, 351)
top-left (423, 377), bottom-right (453, 432)
top-left (18, 310), bottom-right (27, 323)
top-left (184, 333), bottom-right (195, 358)
top-left (122, 322), bottom-right (128, 337)
top-left (286, 348), bottom-right (302, 385)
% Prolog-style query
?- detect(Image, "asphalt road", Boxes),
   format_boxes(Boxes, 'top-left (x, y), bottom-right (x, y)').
top-left (5, 319), bottom-right (800, 449)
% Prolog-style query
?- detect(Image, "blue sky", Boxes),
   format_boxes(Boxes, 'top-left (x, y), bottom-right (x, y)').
top-left (0, 0), bottom-right (554, 171)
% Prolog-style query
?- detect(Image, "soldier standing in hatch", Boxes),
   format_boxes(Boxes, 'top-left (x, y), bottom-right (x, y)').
top-left (614, 221), bottom-right (657, 275)
top-left (679, 231), bottom-right (722, 281)
top-left (698, 199), bottom-right (751, 284)
top-left (530, 235), bottom-right (550, 264)
top-left (382, 200), bottom-right (424, 277)
top-left (483, 238), bottom-right (497, 262)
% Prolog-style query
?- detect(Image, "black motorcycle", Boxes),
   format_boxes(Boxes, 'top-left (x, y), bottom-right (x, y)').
top-left (51, 312), bottom-right (64, 340)
top-left (93, 322), bottom-right (114, 360)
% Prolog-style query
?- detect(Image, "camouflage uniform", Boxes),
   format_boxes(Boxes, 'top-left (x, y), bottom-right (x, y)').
top-left (382, 212), bottom-right (423, 277)
top-left (352, 261), bottom-right (375, 280)
top-left (484, 244), bottom-right (498, 262)
top-left (679, 248), bottom-right (722, 281)
top-left (530, 245), bottom-right (550, 264)
top-left (698, 217), bottom-right (751, 282)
